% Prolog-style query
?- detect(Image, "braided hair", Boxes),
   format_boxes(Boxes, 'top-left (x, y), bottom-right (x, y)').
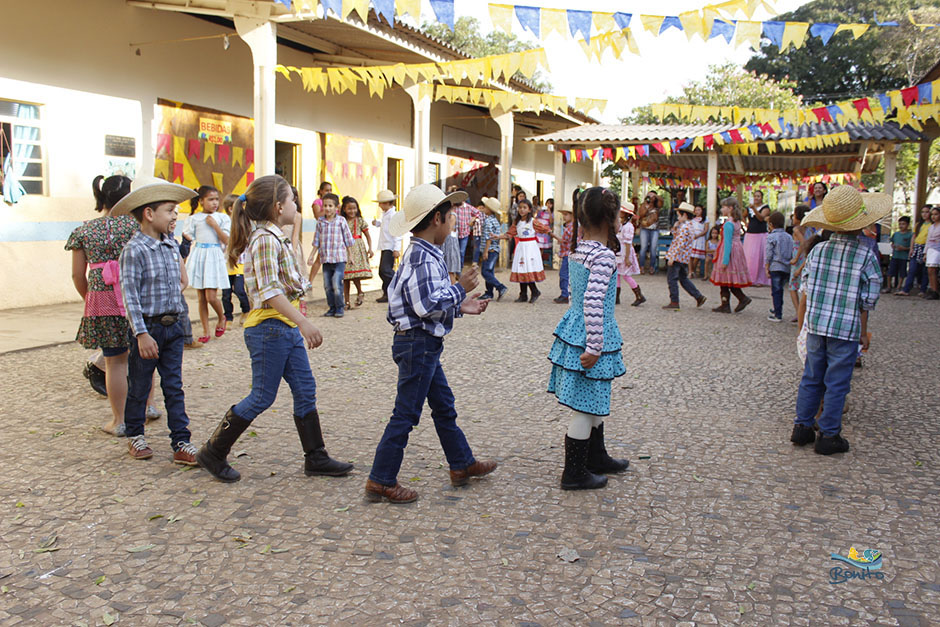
top-left (572, 186), bottom-right (620, 255)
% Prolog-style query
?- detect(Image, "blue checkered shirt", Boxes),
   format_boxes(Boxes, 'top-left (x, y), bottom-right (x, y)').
top-left (481, 215), bottom-right (502, 254)
top-left (387, 237), bottom-right (466, 337)
top-left (120, 231), bottom-right (185, 335)
top-left (801, 232), bottom-right (881, 342)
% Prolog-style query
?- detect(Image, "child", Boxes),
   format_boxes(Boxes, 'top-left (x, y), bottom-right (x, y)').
top-left (307, 181), bottom-right (332, 282)
top-left (443, 211), bottom-right (461, 283)
top-left (196, 175), bottom-right (352, 482)
top-left (365, 184), bottom-right (496, 503)
top-left (501, 198), bottom-right (551, 303)
top-left (308, 193), bottom-right (353, 318)
top-left (887, 216), bottom-right (912, 292)
top-left (789, 186), bottom-right (888, 455)
top-left (709, 198), bottom-right (752, 313)
top-left (548, 187), bottom-right (628, 490)
top-left (183, 185), bottom-right (230, 342)
top-left (340, 196), bottom-right (373, 308)
top-left (926, 206), bottom-right (940, 299)
top-left (480, 196), bottom-right (508, 300)
top-left (764, 211), bottom-right (794, 322)
top-left (662, 202), bottom-right (707, 310)
top-left (113, 178), bottom-right (199, 463)
top-left (689, 205), bottom-right (709, 279)
top-left (554, 207), bottom-right (575, 304)
top-left (617, 204), bottom-right (646, 306)
top-left (704, 226), bottom-right (720, 281)
top-left (896, 205), bottom-right (931, 296)
top-left (788, 205), bottom-right (812, 322)
top-left (220, 193), bottom-right (250, 328)
top-left (372, 189), bottom-right (401, 303)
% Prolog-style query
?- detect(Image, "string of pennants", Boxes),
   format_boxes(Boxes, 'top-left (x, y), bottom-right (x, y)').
top-left (416, 83), bottom-right (605, 115)
top-left (619, 157), bottom-right (862, 189)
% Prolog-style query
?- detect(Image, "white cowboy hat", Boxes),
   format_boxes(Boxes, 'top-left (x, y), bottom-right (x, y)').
top-left (620, 201), bottom-right (636, 216)
top-left (801, 185), bottom-right (892, 232)
top-left (481, 196), bottom-right (505, 216)
top-left (110, 177), bottom-right (197, 216)
top-left (375, 189), bottom-right (397, 203)
top-left (675, 201), bottom-right (696, 216)
top-left (388, 184), bottom-right (468, 237)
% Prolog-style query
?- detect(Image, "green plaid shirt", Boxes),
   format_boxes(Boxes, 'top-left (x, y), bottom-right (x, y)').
top-left (801, 233), bottom-right (881, 342)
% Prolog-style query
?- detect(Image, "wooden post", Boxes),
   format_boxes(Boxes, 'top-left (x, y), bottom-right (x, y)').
top-left (884, 142), bottom-right (897, 218)
top-left (915, 140), bottom-right (932, 212)
top-left (706, 150), bottom-right (718, 226)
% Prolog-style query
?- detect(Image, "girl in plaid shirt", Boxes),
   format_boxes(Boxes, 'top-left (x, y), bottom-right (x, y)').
top-left (196, 175), bottom-right (353, 483)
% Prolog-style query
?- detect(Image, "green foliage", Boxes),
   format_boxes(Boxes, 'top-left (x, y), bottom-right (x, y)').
top-left (862, 142), bottom-right (940, 204)
top-left (744, 0), bottom-right (940, 102)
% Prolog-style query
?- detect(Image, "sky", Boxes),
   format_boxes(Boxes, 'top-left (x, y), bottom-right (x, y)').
top-left (420, 0), bottom-right (813, 122)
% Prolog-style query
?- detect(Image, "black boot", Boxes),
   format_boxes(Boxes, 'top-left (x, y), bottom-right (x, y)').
top-left (294, 411), bottom-right (354, 476)
top-left (515, 283), bottom-right (528, 302)
top-left (528, 284), bottom-right (541, 304)
top-left (615, 287), bottom-right (621, 304)
top-left (560, 436), bottom-right (608, 490)
top-left (196, 407), bottom-right (251, 483)
top-left (586, 423), bottom-right (629, 474)
top-left (631, 286), bottom-right (646, 306)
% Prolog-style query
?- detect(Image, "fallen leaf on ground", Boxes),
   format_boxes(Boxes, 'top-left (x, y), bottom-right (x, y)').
top-left (501, 558), bottom-right (509, 566)
top-left (333, 506), bottom-right (350, 512)
top-left (15, 502), bottom-right (24, 508)
top-left (126, 544), bottom-right (155, 553)
top-left (148, 514), bottom-right (163, 521)
top-left (557, 548), bottom-right (580, 562)
top-left (192, 498), bottom-right (203, 507)
top-left (283, 586), bottom-right (296, 593)
top-left (270, 548), bottom-right (289, 554)
top-left (692, 474), bottom-right (704, 482)
top-left (102, 611), bottom-right (117, 625)
top-left (94, 576), bottom-right (106, 585)
top-left (167, 515), bottom-right (180, 524)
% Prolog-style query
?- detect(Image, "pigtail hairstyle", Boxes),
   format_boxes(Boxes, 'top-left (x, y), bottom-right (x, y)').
top-left (92, 174), bottom-right (132, 212)
top-left (191, 185), bottom-right (220, 212)
top-left (578, 186), bottom-right (621, 255)
top-left (227, 174), bottom-right (292, 268)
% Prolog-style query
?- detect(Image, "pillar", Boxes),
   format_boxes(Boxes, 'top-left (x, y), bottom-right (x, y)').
top-left (620, 169), bottom-right (629, 203)
top-left (883, 143), bottom-right (897, 214)
top-left (915, 140), bottom-right (932, 212)
top-left (235, 17), bottom-right (277, 177)
top-left (553, 148), bottom-right (566, 265)
top-left (491, 109), bottom-right (514, 209)
top-left (592, 156), bottom-right (602, 186)
top-left (630, 168), bottom-right (640, 201)
top-left (405, 85), bottom-right (432, 187)
top-left (706, 150), bottom-right (718, 226)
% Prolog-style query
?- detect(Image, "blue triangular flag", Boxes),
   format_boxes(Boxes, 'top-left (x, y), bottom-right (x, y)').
top-left (809, 23), bottom-right (838, 45)
top-left (321, 0), bottom-right (341, 18)
top-left (827, 104), bottom-right (843, 121)
top-left (660, 16), bottom-right (683, 35)
top-left (748, 124), bottom-right (762, 138)
top-left (429, 0), bottom-right (455, 29)
top-left (515, 5), bottom-right (540, 38)
top-left (613, 12), bottom-right (632, 30)
top-left (919, 82), bottom-right (933, 104)
top-left (372, 0), bottom-right (395, 24)
top-left (878, 93), bottom-right (893, 113)
top-left (762, 21), bottom-right (785, 49)
top-left (874, 12), bottom-right (899, 26)
top-left (670, 140), bottom-right (678, 152)
top-left (710, 19), bottom-right (736, 43)
top-left (720, 131), bottom-right (732, 143)
top-left (273, 0), bottom-right (291, 9)
top-left (567, 10), bottom-right (592, 42)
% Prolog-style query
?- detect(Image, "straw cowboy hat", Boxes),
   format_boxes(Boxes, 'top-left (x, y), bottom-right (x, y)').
top-left (110, 177), bottom-right (197, 217)
top-left (388, 184), bottom-right (468, 237)
top-left (375, 189), bottom-right (397, 203)
top-left (675, 201), bottom-right (696, 216)
top-left (801, 185), bottom-right (892, 232)
top-left (481, 196), bottom-right (505, 217)
top-left (620, 201), bottom-right (636, 216)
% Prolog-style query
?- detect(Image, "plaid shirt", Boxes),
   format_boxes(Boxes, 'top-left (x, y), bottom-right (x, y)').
top-left (387, 237), bottom-right (466, 337)
top-left (454, 202), bottom-right (482, 239)
top-left (480, 215), bottom-right (502, 254)
top-left (559, 221), bottom-right (574, 257)
top-left (665, 220), bottom-right (696, 265)
top-left (801, 233), bottom-right (881, 342)
top-left (119, 231), bottom-right (185, 335)
top-left (244, 221), bottom-right (310, 309)
top-left (313, 215), bottom-right (354, 263)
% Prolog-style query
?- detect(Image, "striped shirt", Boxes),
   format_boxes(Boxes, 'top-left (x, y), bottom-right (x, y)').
top-left (313, 215), bottom-right (354, 263)
top-left (571, 240), bottom-right (617, 355)
top-left (119, 231), bottom-right (184, 335)
top-left (801, 233), bottom-right (881, 342)
top-left (480, 215), bottom-right (502, 254)
top-left (387, 237), bottom-right (466, 337)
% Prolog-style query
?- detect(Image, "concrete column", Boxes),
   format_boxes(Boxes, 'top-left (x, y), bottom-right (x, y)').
top-left (736, 183), bottom-right (745, 209)
top-left (405, 85), bottom-right (431, 187)
top-left (592, 157), bottom-right (602, 186)
top-left (620, 169), bottom-right (629, 203)
top-left (491, 109), bottom-right (514, 210)
top-left (915, 140), bottom-right (932, 212)
top-left (706, 150), bottom-right (719, 226)
top-left (883, 143), bottom-right (897, 212)
top-left (235, 17), bottom-right (277, 177)
top-left (630, 168), bottom-right (640, 200)
top-left (553, 148), bottom-right (566, 265)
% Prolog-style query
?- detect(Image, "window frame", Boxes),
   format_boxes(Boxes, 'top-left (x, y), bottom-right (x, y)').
top-left (0, 98), bottom-right (46, 196)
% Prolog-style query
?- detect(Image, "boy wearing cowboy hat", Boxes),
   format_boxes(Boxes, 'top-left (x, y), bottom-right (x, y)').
top-left (480, 196), bottom-right (508, 300)
top-left (113, 178), bottom-right (200, 464)
top-left (371, 189), bottom-right (401, 303)
top-left (790, 185), bottom-right (889, 455)
top-left (365, 184), bottom-right (497, 504)
top-left (662, 202), bottom-right (707, 310)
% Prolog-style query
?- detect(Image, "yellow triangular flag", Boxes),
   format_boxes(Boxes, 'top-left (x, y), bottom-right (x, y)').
top-left (624, 29), bottom-right (640, 55)
top-left (342, 0), bottom-right (369, 22)
top-left (212, 172), bottom-right (224, 192)
top-left (835, 24), bottom-right (869, 39)
top-left (642, 15), bottom-right (665, 35)
top-left (488, 4), bottom-right (513, 35)
top-left (593, 12), bottom-right (617, 35)
top-left (663, 104), bottom-right (680, 121)
top-left (173, 136), bottom-right (185, 162)
top-left (678, 10), bottom-right (706, 41)
top-left (233, 146), bottom-right (244, 167)
top-left (395, 0), bottom-right (420, 19)
top-left (766, 141), bottom-right (777, 154)
top-left (542, 8), bottom-right (567, 39)
top-left (692, 136), bottom-right (704, 150)
top-left (781, 22), bottom-right (809, 51)
top-left (154, 159), bottom-right (170, 179)
top-left (203, 143), bottom-right (214, 164)
top-left (735, 21), bottom-right (762, 49)
top-left (651, 104), bottom-right (666, 121)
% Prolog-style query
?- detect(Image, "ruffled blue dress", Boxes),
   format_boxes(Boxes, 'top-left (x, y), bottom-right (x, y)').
top-left (547, 242), bottom-right (626, 416)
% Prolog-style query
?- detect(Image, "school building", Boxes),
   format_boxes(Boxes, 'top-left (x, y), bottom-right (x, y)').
top-left (1, 0), bottom-right (595, 309)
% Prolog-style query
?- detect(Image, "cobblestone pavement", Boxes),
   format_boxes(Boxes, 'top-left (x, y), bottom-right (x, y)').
top-left (1, 272), bottom-right (939, 626)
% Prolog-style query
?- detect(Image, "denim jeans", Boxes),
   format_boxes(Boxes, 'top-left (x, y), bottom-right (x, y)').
top-left (125, 319), bottom-right (191, 445)
top-left (369, 329), bottom-right (475, 486)
top-left (222, 273), bottom-right (250, 320)
top-left (471, 236), bottom-right (482, 264)
top-left (795, 333), bottom-right (858, 437)
top-left (667, 262), bottom-right (702, 303)
top-left (769, 270), bottom-right (789, 318)
top-left (559, 256), bottom-right (570, 298)
top-left (901, 257), bottom-right (927, 293)
top-left (321, 262), bottom-right (346, 314)
top-left (458, 236), bottom-right (469, 267)
top-left (233, 319), bottom-right (316, 420)
top-left (639, 228), bottom-right (659, 273)
top-left (180, 298), bottom-right (194, 345)
top-left (480, 250), bottom-right (505, 297)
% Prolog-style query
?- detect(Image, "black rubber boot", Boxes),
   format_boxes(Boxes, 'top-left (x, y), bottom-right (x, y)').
top-left (196, 407), bottom-right (251, 483)
top-left (529, 284), bottom-right (541, 304)
top-left (515, 283), bottom-right (529, 302)
top-left (586, 423), bottom-right (630, 474)
top-left (631, 286), bottom-right (646, 306)
top-left (615, 287), bottom-right (621, 304)
top-left (560, 436), bottom-right (608, 490)
top-left (294, 411), bottom-right (354, 477)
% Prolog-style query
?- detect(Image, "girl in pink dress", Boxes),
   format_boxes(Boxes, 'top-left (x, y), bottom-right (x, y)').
top-left (709, 198), bottom-right (752, 313)
top-left (616, 204), bottom-right (645, 306)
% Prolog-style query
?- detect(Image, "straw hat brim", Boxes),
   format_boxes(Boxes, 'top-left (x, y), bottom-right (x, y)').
top-left (802, 192), bottom-right (892, 232)
top-left (481, 196), bottom-right (505, 216)
top-left (375, 190), bottom-right (397, 203)
top-left (110, 181), bottom-right (198, 216)
top-left (388, 190), bottom-right (468, 238)
top-left (675, 201), bottom-right (696, 216)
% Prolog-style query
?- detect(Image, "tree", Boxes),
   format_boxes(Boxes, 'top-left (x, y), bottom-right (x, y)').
top-left (744, 0), bottom-right (940, 102)
top-left (862, 142), bottom-right (940, 208)
top-left (421, 16), bottom-right (551, 91)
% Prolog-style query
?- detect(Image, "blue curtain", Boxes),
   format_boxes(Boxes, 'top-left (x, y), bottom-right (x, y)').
top-left (2, 103), bottom-right (40, 204)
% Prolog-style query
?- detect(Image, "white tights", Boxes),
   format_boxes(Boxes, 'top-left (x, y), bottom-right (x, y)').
top-left (567, 411), bottom-right (604, 440)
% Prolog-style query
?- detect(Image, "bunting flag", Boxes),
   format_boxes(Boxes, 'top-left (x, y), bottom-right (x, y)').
top-left (415, 83), bottom-right (607, 115)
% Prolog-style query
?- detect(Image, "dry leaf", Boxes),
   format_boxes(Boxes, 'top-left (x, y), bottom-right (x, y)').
top-left (192, 498), bottom-right (203, 507)
top-left (102, 611), bottom-right (117, 625)
top-left (556, 548), bottom-right (580, 563)
top-left (148, 514), bottom-right (163, 521)
top-left (126, 544), bottom-right (155, 553)
top-left (94, 575), bottom-right (106, 585)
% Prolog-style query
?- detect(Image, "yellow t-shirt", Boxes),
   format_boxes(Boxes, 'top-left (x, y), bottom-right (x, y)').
top-left (243, 299), bottom-right (301, 328)
top-left (915, 222), bottom-right (929, 245)
top-left (228, 262), bottom-right (244, 276)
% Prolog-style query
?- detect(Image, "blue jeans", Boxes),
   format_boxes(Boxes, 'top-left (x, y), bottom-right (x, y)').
top-left (559, 256), bottom-right (569, 298)
top-left (458, 236), bottom-right (469, 267)
top-left (233, 319), bottom-right (316, 420)
top-left (769, 270), bottom-right (789, 318)
top-left (471, 236), bottom-right (482, 264)
top-left (322, 262), bottom-right (346, 314)
top-left (480, 250), bottom-right (505, 297)
top-left (901, 257), bottom-right (927, 293)
top-left (667, 262), bottom-right (702, 303)
top-left (795, 333), bottom-right (858, 437)
top-left (222, 273), bottom-right (250, 321)
top-left (125, 319), bottom-right (190, 445)
top-left (369, 329), bottom-right (475, 486)
top-left (639, 228), bottom-right (659, 273)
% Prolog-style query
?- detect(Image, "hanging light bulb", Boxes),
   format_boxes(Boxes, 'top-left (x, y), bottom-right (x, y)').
top-left (223, 35), bottom-right (230, 51)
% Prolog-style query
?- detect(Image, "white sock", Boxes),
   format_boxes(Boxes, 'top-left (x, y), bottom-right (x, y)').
top-left (566, 411), bottom-right (594, 440)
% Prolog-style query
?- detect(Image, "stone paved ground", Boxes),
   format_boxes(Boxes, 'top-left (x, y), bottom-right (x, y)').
top-left (1, 272), bottom-right (939, 626)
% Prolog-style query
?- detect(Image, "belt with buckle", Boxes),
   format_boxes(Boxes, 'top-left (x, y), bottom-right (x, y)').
top-left (144, 313), bottom-right (179, 327)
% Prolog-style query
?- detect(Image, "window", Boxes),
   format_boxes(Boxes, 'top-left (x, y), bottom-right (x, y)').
top-left (0, 99), bottom-right (44, 197)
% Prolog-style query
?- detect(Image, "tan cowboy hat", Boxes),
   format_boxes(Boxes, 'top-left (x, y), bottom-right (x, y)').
top-left (375, 189), bottom-right (397, 203)
top-left (481, 196), bottom-right (505, 216)
top-left (675, 201), bottom-right (696, 216)
top-left (620, 201), bottom-right (635, 216)
top-left (559, 206), bottom-right (574, 214)
top-left (110, 177), bottom-right (197, 216)
top-left (388, 184), bottom-right (468, 237)
top-left (801, 185), bottom-right (892, 232)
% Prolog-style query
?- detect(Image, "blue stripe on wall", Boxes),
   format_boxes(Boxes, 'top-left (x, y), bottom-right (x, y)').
top-left (0, 221), bottom-right (85, 242)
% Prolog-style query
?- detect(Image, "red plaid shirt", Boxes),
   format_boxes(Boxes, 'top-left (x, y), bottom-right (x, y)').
top-left (454, 202), bottom-right (482, 238)
top-left (559, 221), bottom-right (574, 257)
top-left (313, 215), bottom-right (354, 263)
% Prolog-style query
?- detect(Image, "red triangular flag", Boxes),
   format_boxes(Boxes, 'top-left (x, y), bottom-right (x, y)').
top-left (729, 129), bottom-right (743, 143)
top-left (172, 162), bottom-right (184, 182)
top-left (703, 135), bottom-right (715, 149)
top-left (246, 171), bottom-right (255, 185)
top-left (187, 139), bottom-right (201, 160)
top-left (218, 144), bottom-right (231, 164)
top-left (853, 98), bottom-right (872, 117)
top-left (812, 107), bottom-right (832, 123)
top-left (652, 143), bottom-right (667, 154)
top-left (901, 86), bottom-right (918, 107)
top-left (245, 149), bottom-right (254, 164)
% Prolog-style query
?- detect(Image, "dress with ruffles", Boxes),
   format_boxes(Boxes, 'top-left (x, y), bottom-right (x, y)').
top-left (709, 219), bottom-right (752, 288)
top-left (507, 218), bottom-right (549, 282)
top-left (617, 222), bottom-right (640, 276)
top-left (343, 217), bottom-right (373, 280)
